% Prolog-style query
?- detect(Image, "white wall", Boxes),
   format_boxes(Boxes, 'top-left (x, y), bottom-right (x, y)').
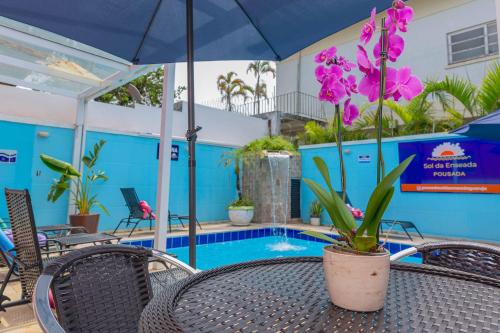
top-left (277, 0), bottom-right (498, 116)
top-left (0, 85), bottom-right (269, 147)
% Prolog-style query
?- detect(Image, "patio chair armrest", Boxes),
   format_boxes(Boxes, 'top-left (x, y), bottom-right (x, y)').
top-left (151, 249), bottom-right (198, 274)
top-left (390, 247), bottom-right (417, 261)
top-left (33, 274), bottom-right (65, 333)
top-left (415, 241), bottom-right (500, 254)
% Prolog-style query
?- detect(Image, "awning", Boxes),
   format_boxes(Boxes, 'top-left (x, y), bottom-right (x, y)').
top-left (0, 16), bottom-right (156, 99)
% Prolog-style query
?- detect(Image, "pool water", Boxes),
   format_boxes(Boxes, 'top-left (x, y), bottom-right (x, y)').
top-left (169, 236), bottom-right (422, 270)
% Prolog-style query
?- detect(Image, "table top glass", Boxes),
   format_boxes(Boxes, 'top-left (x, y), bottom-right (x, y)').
top-left (53, 233), bottom-right (120, 246)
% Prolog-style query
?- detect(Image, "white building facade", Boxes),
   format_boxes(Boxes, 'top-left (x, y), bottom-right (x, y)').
top-left (276, 0), bottom-right (499, 117)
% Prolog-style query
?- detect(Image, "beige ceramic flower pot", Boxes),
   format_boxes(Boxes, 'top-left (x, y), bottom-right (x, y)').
top-left (323, 245), bottom-right (390, 312)
top-left (228, 207), bottom-right (254, 226)
top-left (310, 217), bottom-right (321, 226)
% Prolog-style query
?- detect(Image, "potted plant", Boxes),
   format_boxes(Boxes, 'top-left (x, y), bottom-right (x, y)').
top-left (303, 1), bottom-right (421, 312)
top-left (227, 197), bottom-right (254, 226)
top-left (40, 140), bottom-right (108, 233)
top-left (309, 200), bottom-right (323, 226)
top-left (221, 149), bottom-right (255, 226)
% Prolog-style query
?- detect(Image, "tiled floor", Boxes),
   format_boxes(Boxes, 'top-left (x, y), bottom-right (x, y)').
top-left (0, 222), bottom-right (482, 332)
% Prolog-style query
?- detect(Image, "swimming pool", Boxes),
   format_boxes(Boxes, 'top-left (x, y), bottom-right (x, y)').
top-left (168, 234), bottom-right (422, 269)
top-left (124, 227), bottom-right (422, 269)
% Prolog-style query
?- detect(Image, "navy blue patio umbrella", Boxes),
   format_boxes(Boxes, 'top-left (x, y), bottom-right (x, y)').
top-left (451, 109), bottom-right (500, 141)
top-left (0, 0), bottom-right (393, 268)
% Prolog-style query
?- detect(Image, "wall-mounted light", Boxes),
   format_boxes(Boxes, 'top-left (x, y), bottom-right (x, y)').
top-left (37, 131), bottom-right (49, 138)
top-left (344, 149), bottom-right (351, 155)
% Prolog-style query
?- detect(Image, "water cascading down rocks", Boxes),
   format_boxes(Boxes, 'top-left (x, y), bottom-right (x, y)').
top-left (243, 151), bottom-right (303, 251)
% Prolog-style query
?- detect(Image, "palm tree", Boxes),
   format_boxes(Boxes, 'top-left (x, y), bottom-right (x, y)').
top-left (216, 72), bottom-right (253, 112)
top-left (419, 62), bottom-right (500, 120)
top-left (246, 61), bottom-right (276, 114)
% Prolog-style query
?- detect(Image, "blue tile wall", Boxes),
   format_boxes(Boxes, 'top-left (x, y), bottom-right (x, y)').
top-left (300, 135), bottom-right (500, 242)
top-left (0, 120), bottom-right (236, 232)
top-left (0, 121), bottom-right (73, 227)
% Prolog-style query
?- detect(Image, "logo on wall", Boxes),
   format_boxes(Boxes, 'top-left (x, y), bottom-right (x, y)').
top-left (0, 150), bottom-right (17, 163)
top-left (429, 142), bottom-right (469, 161)
top-left (171, 145), bottom-right (179, 161)
top-left (398, 138), bottom-right (500, 194)
top-left (156, 143), bottom-right (180, 161)
top-left (357, 154), bottom-right (371, 163)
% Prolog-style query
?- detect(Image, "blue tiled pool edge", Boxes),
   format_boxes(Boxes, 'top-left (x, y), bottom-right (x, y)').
top-left (121, 227), bottom-right (422, 259)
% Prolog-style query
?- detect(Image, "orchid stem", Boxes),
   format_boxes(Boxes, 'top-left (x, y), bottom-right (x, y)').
top-left (376, 18), bottom-right (388, 185)
top-left (335, 104), bottom-right (346, 202)
top-left (375, 17), bottom-right (389, 243)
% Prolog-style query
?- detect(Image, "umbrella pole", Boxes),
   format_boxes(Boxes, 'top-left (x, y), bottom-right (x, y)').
top-left (186, 0), bottom-right (197, 269)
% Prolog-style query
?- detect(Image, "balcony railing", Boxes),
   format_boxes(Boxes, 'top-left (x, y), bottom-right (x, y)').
top-left (232, 92), bottom-right (328, 122)
top-left (199, 92), bottom-right (329, 122)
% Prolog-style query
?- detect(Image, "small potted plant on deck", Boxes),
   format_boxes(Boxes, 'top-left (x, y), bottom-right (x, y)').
top-left (309, 200), bottom-right (323, 226)
top-left (227, 197), bottom-right (254, 226)
top-left (303, 1), bottom-right (421, 312)
top-left (40, 140), bottom-right (109, 233)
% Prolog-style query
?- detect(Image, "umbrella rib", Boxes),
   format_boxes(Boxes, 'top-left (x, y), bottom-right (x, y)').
top-left (132, 0), bottom-right (163, 64)
top-left (233, 0), bottom-right (281, 61)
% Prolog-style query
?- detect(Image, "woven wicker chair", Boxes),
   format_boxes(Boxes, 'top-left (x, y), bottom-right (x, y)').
top-left (391, 241), bottom-right (500, 279)
top-left (33, 244), bottom-right (195, 333)
top-left (0, 189), bottom-right (70, 310)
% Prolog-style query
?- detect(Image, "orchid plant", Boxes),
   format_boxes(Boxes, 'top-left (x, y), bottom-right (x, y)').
top-left (314, 47), bottom-right (358, 202)
top-left (304, 0), bottom-right (421, 253)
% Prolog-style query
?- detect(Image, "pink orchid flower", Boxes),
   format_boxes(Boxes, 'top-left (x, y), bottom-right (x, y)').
top-left (386, 6), bottom-right (414, 33)
top-left (373, 32), bottom-right (405, 64)
top-left (336, 56), bottom-right (357, 72)
top-left (393, 0), bottom-right (406, 9)
top-left (342, 99), bottom-right (360, 126)
top-left (356, 45), bottom-right (375, 75)
top-left (359, 67), bottom-right (398, 102)
top-left (360, 8), bottom-right (377, 44)
top-left (315, 64), bottom-right (343, 83)
top-left (341, 75), bottom-right (358, 96)
top-left (314, 46), bottom-right (337, 64)
top-left (319, 79), bottom-right (346, 104)
top-left (387, 67), bottom-right (423, 101)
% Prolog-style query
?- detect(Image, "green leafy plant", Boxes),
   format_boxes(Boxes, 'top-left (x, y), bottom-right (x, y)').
top-left (302, 154), bottom-right (415, 253)
top-left (242, 136), bottom-right (296, 154)
top-left (40, 140), bottom-right (109, 215)
top-left (310, 200), bottom-right (323, 218)
top-left (228, 197), bottom-right (254, 209)
top-left (420, 62), bottom-right (500, 118)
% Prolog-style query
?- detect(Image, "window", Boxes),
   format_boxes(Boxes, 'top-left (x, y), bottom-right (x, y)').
top-left (447, 21), bottom-right (498, 64)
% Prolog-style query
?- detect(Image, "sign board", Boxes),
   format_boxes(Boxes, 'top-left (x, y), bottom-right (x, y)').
top-left (357, 154), bottom-right (371, 163)
top-left (398, 138), bottom-right (500, 193)
top-left (156, 143), bottom-right (179, 161)
top-left (0, 150), bottom-right (16, 163)
top-left (170, 144), bottom-right (179, 161)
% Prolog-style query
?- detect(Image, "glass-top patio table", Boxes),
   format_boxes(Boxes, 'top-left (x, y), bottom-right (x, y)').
top-left (52, 233), bottom-right (121, 249)
top-left (139, 257), bottom-right (499, 333)
top-left (37, 224), bottom-right (87, 236)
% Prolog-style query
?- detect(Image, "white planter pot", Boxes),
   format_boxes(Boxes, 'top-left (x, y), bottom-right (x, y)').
top-left (323, 245), bottom-right (390, 312)
top-left (228, 207), bottom-right (254, 226)
top-left (310, 217), bottom-right (321, 226)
